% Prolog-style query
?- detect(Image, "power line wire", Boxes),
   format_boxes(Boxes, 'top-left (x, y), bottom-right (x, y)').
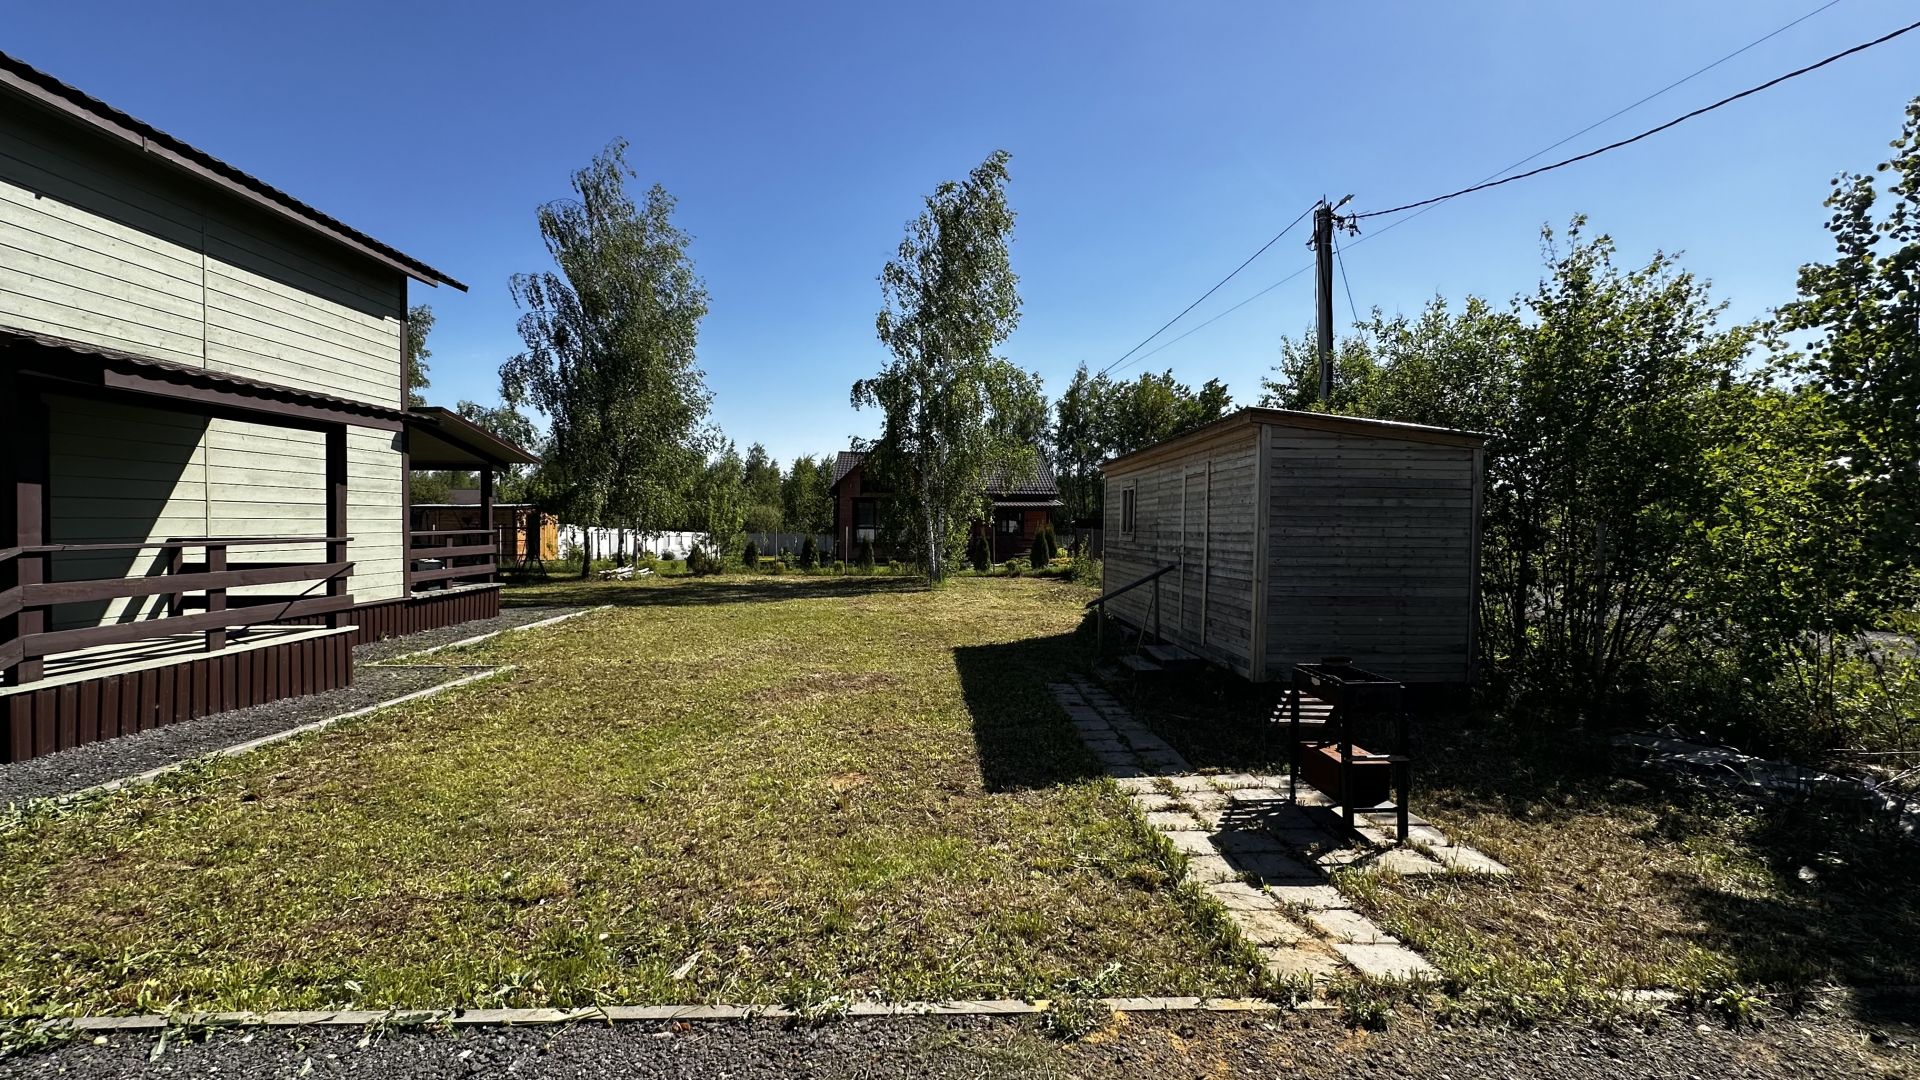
top-left (1333, 231), bottom-right (1358, 324)
top-left (1348, 0), bottom-right (1845, 250)
top-left (1098, 202), bottom-right (1315, 377)
top-left (1356, 14), bottom-right (1920, 220)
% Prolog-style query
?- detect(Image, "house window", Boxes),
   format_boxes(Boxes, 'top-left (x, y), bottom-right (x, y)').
top-left (854, 499), bottom-right (877, 543)
top-left (1120, 486), bottom-right (1136, 535)
top-left (1000, 515), bottom-right (1020, 534)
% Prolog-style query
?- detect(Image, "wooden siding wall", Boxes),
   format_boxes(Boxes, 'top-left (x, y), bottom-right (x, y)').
top-left (46, 394), bottom-right (208, 628)
top-left (2, 104), bottom-right (414, 616)
top-left (1101, 428), bottom-right (1260, 676)
top-left (0, 104), bottom-right (406, 403)
top-left (1264, 428), bottom-right (1477, 684)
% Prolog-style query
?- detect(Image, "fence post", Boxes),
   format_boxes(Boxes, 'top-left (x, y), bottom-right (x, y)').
top-left (204, 542), bottom-right (227, 652)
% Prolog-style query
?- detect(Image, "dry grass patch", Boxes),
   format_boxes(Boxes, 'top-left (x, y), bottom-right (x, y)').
top-left (0, 575), bottom-right (1260, 1018)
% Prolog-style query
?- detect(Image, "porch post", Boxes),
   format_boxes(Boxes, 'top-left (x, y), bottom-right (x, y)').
top-left (325, 425), bottom-right (349, 628)
top-left (3, 378), bottom-right (48, 686)
top-left (479, 465), bottom-right (496, 583)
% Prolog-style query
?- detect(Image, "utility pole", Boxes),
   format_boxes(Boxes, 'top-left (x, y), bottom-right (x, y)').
top-left (1312, 199), bottom-right (1335, 405)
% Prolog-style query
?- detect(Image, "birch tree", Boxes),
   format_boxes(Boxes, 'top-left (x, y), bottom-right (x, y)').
top-left (500, 140), bottom-right (712, 577)
top-left (854, 150), bottom-right (1030, 583)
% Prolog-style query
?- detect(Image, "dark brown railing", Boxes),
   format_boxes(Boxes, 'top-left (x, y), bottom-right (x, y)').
top-left (0, 537), bottom-right (354, 687)
top-left (408, 529), bottom-right (498, 588)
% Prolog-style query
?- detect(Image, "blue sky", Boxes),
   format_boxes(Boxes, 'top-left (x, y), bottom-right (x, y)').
top-left (8, 1), bottom-right (1917, 464)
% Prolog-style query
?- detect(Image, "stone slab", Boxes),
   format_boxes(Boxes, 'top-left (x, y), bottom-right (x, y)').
top-left (1232, 851), bottom-right (1321, 884)
top-left (1166, 830), bottom-right (1219, 856)
top-left (1184, 854), bottom-right (1240, 883)
top-left (1237, 907), bottom-right (1313, 947)
top-left (1306, 907), bottom-right (1397, 945)
top-left (1264, 948), bottom-right (1344, 981)
top-left (1334, 943), bottom-right (1438, 981)
top-left (1267, 884), bottom-right (1349, 911)
top-left (1202, 881), bottom-right (1274, 912)
top-left (1146, 811), bottom-right (1205, 833)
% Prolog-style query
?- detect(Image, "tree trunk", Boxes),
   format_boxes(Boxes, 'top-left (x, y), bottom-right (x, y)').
top-left (579, 528), bottom-right (593, 580)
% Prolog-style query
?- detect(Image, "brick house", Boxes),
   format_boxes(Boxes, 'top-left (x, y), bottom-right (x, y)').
top-left (829, 451), bottom-right (1062, 563)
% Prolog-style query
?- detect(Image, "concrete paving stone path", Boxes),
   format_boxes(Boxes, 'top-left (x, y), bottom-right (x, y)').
top-left (1048, 676), bottom-right (1510, 986)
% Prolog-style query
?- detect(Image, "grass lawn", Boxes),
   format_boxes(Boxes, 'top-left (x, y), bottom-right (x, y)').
top-left (1128, 678), bottom-right (1920, 1026)
top-left (0, 575), bottom-right (1260, 1017)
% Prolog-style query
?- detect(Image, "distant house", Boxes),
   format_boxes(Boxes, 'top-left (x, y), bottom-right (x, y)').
top-left (1099, 408), bottom-right (1486, 686)
top-left (0, 52), bottom-right (535, 763)
top-left (829, 450), bottom-right (1062, 562)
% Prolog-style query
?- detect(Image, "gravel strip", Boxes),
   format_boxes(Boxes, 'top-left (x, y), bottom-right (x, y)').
top-left (4, 1010), bottom-right (1907, 1079)
top-left (0, 667), bottom-right (467, 805)
top-left (353, 605), bottom-right (586, 664)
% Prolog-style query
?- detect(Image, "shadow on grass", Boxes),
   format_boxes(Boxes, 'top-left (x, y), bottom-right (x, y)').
top-left (501, 574), bottom-right (925, 609)
top-left (953, 627), bottom-right (1108, 793)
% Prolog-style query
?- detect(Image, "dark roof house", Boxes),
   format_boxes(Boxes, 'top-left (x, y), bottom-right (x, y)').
top-left (828, 450), bottom-right (1062, 562)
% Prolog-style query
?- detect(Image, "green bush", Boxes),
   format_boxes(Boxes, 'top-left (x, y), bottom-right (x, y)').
top-left (799, 536), bottom-right (818, 569)
top-left (855, 540), bottom-right (876, 571)
top-left (769, 558), bottom-right (787, 575)
top-left (742, 541), bottom-right (759, 570)
top-left (967, 532), bottom-right (991, 572)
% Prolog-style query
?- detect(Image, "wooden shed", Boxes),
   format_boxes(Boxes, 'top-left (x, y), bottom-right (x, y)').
top-left (1099, 407), bottom-right (1486, 686)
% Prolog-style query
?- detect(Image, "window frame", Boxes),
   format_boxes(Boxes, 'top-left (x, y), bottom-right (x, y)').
top-left (1120, 485), bottom-right (1137, 536)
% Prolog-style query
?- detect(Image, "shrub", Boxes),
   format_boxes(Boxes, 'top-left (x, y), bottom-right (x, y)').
top-left (799, 536), bottom-right (818, 570)
top-left (967, 532), bottom-right (990, 572)
top-left (769, 558), bottom-right (787, 575)
top-left (855, 540), bottom-right (876, 571)
top-left (742, 541), bottom-right (759, 570)
top-left (685, 543), bottom-right (723, 577)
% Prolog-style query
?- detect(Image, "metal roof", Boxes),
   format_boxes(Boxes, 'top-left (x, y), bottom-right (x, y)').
top-left (0, 325), bottom-right (408, 425)
top-left (1101, 407), bottom-right (1488, 473)
top-left (407, 407), bottom-right (542, 469)
top-left (0, 50), bottom-right (467, 292)
top-left (830, 450), bottom-right (867, 488)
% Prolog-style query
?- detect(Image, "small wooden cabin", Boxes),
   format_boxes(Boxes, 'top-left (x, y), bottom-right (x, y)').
top-left (1099, 408), bottom-right (1486, 686)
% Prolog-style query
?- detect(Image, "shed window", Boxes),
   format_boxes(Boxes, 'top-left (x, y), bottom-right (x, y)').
top-left (1120, 486), bottom-right (1136, 535)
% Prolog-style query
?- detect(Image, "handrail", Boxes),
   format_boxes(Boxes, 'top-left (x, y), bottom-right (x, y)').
top-left (408, 529), bottom-right (495, 540)
top-left (1084, 563), bottom-right (1177, 609)
top-left (17, 536), bottom-right (352, 554)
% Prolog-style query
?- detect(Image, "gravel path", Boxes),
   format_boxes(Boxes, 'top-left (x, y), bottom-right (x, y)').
top-left (0, 604), bottom-right (590, 805)
top-left (0, 667), bottom-right (464, 806)
top-left (5, 1011), bottom-right (1909, 1079)
top-left (352, 605), bottom-right (584, 663)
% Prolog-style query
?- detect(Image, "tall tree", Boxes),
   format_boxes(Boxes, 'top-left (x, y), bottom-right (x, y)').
top-left (740, 442), bottom-right (784, 531)
top-left (781, 455), bottom-right (832, 535)
top-left (854, 150), bottom-right (1029, 583)
top-left (405, 304), bottom-right (435, 407)
top-left (691, 441), bottom-right (746, 554)
top-left (500, 139), bottom-right (712, 577)
top-left (1052, 364), bottom-right (1106, 523)
top-left (1777, 96), bottom-right (1920, 608)
top-left (455, 399), bottom-right (541, 501)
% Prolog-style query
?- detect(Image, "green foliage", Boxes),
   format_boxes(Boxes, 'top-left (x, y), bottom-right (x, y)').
top-left (691, 442), bottom-right (747, 555)
top-left (1776, 97), bottom-right (1920, 610)
top-left (1036, 525), bottom-right (1059, 567)
top-left (798, 535), bottom-right (818, 570)
top-left (1036, 996), bottom-right (1112, 1041)
top-left (1054, 365), bottom-right (1234, 523)
top-left (454, 399), bottom-right (540, 502)
top-left (741, 540), bottom-right (759, 570)
top-left (684, 542), bottom-right (722, 576)
top-left (855, 540), bottom-right (876, 571)
top-left (1069, 551), bottom-right (1101, 587)
top-left (405, 304), bottom-right (434, 407)
top-left (781, 455), bottom-right (833, 535)
top-left (967, 531), bottom-right (990, 572)
top-left (500, 139), bottom-right (712, 578)
top-left (854, 150), bottom-right (1039, 583)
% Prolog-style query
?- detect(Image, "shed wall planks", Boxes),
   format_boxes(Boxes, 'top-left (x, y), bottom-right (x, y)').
top-left (1101, 416), bottom-right (1482, 685)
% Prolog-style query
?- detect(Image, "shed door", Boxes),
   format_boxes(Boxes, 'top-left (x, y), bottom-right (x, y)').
top-left (1180, 466), bottom-right (1208, 644)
